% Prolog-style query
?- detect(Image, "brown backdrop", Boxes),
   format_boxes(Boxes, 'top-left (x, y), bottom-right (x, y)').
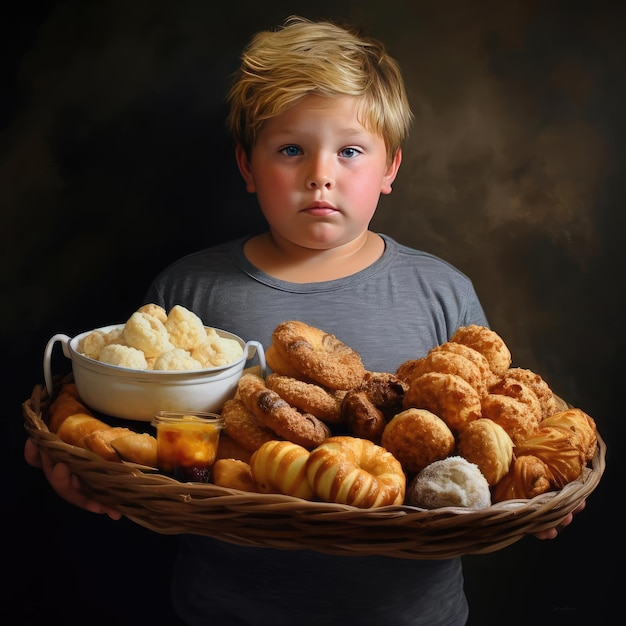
top-left (4, 1), bottom-right (621, 623)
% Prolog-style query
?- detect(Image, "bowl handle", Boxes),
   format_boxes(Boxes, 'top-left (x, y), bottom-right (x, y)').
top-left (43, 334), bottom-right (72, 396)
top-left (243, 341), bottom-right (267, 378)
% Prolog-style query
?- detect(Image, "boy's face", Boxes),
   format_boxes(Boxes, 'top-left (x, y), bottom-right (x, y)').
top-left (236, 94), bottom-right (401, 251)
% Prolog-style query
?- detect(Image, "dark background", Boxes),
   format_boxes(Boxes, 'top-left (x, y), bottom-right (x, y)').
top-left (3, 1), bottom-right (622, 624)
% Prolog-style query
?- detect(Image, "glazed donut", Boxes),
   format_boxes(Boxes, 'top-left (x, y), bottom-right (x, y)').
top-left (341, 390), bottom-right (386, 442)
top-left (221, 397), bottom-right (277, 453)
top-left (403, 371), bottom-right (482, 433)
top-left (381, 408), bottom-right (455, 475)
top-left (271, 320), bottom-right (365, 390)
top-left (249, 440), bottom-right (314, 499)
top-left (449, 325), bottom-right (512, 376)
top-left (237, 373), bottom-right (331, 448)
top-left (306, 436), bottom-right (405, 508)
top-left (212, 458), bottom-right (257, 492)
top-left (265, 373), bottom-right (344, 424)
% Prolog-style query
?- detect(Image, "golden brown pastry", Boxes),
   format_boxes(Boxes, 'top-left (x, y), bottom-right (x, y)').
top-left (82, 426), bottom-right (132, 462)
top-left (250, 440), bottom-right (314, 499)
top-left (212, 458), bottom-right (257, 492)
top-left (221, 397), bottom-right (277, 453)
top-left (237, 373), bottom-right (331, 449)
top-left (265, 373), bottom-right (344, 424)
top-left (491, 455), bottom-right (555, 502)
top-left (270, 320), bottom-right (365, 390)
top-left (487, 377), bottom-right (543, 422)
top-left (455, 418), bottom-right (514, 486)
top-left (381, 408), bottom-right (455, 475)
top-left (341, 390), bottom-right (386, 442)
top-left (480, 393), bottom-right (540, 445)
top-left (499, 367), bottom-right (558, 419)
top-left (403, 371), bottom-right (482, 433)
top-left (215, 432), bottom-right (253, 463)
top-left (514, 425), bottom-right (587, 488)
top-left (306, 436), bottom-right (405, 508)
top-left (540, 408), bottom-right (597, 462)
top-left (449, 325), bottom-right (512, 376)
top-left (110, 432), bottom-right (158, 467)
top-left (403, 349), bottom-right (488, 396)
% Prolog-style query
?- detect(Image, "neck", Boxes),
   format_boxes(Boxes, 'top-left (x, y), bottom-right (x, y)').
top-left (244, 231), bottom-right (384, 283)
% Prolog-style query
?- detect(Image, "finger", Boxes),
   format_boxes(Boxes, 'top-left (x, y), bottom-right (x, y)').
top-left (24, 438), bottom-right (43, 468)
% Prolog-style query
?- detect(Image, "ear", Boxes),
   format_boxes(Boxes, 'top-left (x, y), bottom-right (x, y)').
top-left (235, 143), bottom-right (256, 193)
top-left (380, 148), bottom-right (403, 195)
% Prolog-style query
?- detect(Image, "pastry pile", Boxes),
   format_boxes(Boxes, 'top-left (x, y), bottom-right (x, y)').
top-left (46, 318), bottom-right (598, 511)
top-left (77, 304), bottom-right (243, 371)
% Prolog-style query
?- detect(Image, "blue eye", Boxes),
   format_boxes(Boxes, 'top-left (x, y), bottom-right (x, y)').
top-left (281, 145), bottom-right (302, 157)
top-left (340, 147), bottom-right (360, 158)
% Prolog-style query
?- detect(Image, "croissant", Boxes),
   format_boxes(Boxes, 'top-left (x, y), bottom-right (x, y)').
top-left (492, 455), bottom-right (554, 502)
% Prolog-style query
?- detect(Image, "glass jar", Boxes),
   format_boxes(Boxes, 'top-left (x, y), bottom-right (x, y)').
top-left (152, 411), bottom-right (224, 482)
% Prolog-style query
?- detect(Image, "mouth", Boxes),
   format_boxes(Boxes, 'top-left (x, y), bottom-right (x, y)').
top-left (302, 202), bottom-right (339, 217)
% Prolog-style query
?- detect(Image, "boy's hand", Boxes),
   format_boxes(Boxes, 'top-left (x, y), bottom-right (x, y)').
top-left (24, 438), bottom-right (122, 520)
top-left (533, 500), bottom-right (586, 539)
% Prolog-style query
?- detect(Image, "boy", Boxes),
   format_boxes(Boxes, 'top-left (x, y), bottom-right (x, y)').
top-left (25, 16), bottom-right (583, 625)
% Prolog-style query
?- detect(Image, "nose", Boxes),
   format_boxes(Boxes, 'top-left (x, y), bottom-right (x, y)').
top-left (306, 156), bottom-right (335, 190)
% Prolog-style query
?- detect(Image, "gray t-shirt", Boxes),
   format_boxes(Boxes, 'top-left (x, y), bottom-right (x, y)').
top-left (144, 233), bottom-right (488, 626)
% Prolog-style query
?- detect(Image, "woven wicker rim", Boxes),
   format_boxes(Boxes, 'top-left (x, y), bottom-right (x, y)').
top-left (23, 378), bottom-right (606, 560)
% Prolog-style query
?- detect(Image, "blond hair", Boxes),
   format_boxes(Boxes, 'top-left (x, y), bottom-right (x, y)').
top-left (227, 16), bottom-right (413, 162)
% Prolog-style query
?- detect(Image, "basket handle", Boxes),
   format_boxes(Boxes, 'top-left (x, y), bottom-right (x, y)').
top-left (43, 333), bottom-right (71, 396)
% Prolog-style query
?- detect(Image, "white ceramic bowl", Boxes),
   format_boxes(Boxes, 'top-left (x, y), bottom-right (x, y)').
top-left (44, 324), bottom-right (266, 422)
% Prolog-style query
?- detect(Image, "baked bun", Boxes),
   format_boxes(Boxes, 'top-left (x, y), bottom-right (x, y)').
top-left (406, 456), bottom-right (491, 510)
top-left (456, 418), bottom-right (514, 486)
top-left (212, 458), bottom-right (257, 492)
top-left (306, 436), bottom-right (405, 508)
top-left (250, 440), bottom-right (314, 499)
top-left (403, 371), bottom-right (482, 433)
top-left (449, 324), bottom-right (512, 376)
top-left (381, 408), bottom-right (455, 475)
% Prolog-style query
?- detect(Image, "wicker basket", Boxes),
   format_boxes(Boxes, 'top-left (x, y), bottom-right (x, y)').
top-left (23, 377), bottom-right (606, 560)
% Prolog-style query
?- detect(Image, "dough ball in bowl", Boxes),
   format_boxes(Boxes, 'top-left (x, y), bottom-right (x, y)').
top-left (406, 456), bottom-right (491, 510)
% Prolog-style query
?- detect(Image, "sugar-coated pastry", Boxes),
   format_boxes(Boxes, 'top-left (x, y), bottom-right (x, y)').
top-left (221, 397), bottom-right (277, 453)
top-left (270, 320), bottom-right (365, 390)
top-left (237, 373), bottom-right (331, 449)
top-left (152, 348), bottom-right (202, 371)
top-left (164, 304), bottom-right (208, 351)
top-left (123, 311), bottom-right (174, 358)
top-left (406, 456), bottom-right (491, 510)
top-left (136, 303), bottom-right (168, 324)
top-left (98, 343), bottom-right (149, 370)
top-left (265, 373), bottom-right (344, 424)
top-left (191, 327), bottom-right (244, 367)
top-left (381, 408), bottom-right (455, 475)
